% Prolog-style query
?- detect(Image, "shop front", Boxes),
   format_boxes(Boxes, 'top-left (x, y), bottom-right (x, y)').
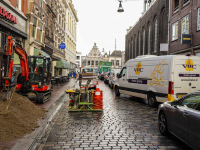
top-left (53, 59), bottom-right (70, 77)
top-left (0, 1), bottom-right (27, 90)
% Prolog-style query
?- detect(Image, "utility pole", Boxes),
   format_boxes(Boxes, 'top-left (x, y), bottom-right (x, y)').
top-left (115, 39), bottom-right (116, 68)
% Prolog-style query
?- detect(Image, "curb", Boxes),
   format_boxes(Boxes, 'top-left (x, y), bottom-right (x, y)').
top-left (11, 92), bottom-right (68, 150)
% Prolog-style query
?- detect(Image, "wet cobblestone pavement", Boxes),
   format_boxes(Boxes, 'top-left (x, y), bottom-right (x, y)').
top-left (37, 80), bottom-right (191, 150)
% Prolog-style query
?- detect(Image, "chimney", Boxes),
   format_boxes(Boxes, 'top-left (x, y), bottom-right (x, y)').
top-left (109, 50), bottom-right (110, 56)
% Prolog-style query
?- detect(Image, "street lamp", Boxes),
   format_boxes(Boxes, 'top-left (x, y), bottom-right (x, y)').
top-left (117, 0), bottom-right (124, 12)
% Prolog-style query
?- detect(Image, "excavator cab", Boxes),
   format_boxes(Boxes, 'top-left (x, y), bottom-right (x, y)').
top-left (27, 55), bottom-right (52, 103)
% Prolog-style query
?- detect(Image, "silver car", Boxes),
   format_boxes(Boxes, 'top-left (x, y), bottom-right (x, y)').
top-left (158, 91), bottom-right (200, 150)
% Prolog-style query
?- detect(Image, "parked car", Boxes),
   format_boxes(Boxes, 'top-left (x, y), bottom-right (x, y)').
top-left (98, 72), bottom-right (106, 80)
top-left (108, 68), bottom-right (121, 89)
top-left (158, 91), bottom-right (200, 150)
top-left (104, 72), bottom-right (110, 84)
top-left (115, 55), bottom-right (200, 107)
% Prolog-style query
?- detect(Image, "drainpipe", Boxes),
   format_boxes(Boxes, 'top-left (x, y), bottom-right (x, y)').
top-left (167, 0), bottom-right (170, 55)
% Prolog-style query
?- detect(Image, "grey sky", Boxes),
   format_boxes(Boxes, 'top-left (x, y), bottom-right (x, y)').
top-left (73, 0), bottom-right (143, 56)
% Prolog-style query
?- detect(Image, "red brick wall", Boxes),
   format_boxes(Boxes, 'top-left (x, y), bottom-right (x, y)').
top-left (9, 0), bottom-right (27, 15)
top-left (169, 0), bottom-right (200, 54)
top-left (125, 0), bottom-right (169, 62)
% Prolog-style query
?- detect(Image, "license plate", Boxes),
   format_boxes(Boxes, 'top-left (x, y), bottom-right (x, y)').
top-left (178, 95), bottom-right (184, 98)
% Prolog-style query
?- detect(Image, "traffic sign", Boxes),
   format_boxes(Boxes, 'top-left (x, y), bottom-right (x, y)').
top-left (60, 43), bottom-right (66, 49)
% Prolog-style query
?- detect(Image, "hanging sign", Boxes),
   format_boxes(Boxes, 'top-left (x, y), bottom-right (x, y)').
top-left (0, 7), bottom-right (17, 24)
top-left (181, 34), bottom-right (192, 44)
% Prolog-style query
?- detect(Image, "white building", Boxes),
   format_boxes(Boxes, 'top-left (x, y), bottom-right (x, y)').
top-left (86, 43), bottom-right (103, 67)
top-left (109, 50), bottom-right (122, 68)
top-left (76, 51), bottom-right (82, 68)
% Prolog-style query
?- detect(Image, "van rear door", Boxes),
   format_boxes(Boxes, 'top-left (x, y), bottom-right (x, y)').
top-left (174, 57), bottom-right (190, 99)
top-left (188, 57), bottom-right (200, 93)
top-left (174, 56), bottom-right (200, 99)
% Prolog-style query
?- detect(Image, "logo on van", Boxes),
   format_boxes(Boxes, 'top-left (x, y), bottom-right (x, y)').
top-left (149, 60), bottom-right (167, 87)
top-left (183, 59), bottom-right (196, 71)
top-left (134, 62), bottom-right (143, 74)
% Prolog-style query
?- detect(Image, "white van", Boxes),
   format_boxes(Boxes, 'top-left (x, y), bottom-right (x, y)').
top-left (115, 55), bottom-right (200, 107)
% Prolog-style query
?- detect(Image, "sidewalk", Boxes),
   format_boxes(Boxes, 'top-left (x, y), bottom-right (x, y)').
top-left (0, 78), bottom-right (74, 150)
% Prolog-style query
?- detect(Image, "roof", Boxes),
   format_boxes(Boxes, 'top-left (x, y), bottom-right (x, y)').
top-left (110, 50), bottom-right (122, 57)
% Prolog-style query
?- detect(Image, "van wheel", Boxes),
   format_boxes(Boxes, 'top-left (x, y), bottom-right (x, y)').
top-left (115, 86), bottom-right (120, 97)
top-left (148, 93), bottom-right (157, 107)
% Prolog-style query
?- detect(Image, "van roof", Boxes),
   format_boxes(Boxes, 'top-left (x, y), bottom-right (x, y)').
top-left (126, 55), bottom-right (200, 64)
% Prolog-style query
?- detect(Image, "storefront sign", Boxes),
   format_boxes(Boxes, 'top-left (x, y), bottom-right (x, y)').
top-left (0, 7), bottom-right (17, 24)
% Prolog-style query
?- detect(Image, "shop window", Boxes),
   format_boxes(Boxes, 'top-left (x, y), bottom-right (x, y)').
top-left (88, 61), bottom-right (90, 65)
top-left (172, 21), bottom-right (178, 41)
top-left (143, 29), bottom-right (145, 55)
top-left (92, 61), bottom-right (94, 65)
top-left (148, 25), bottom-right (151, 54)
top-left (181, 15), bottom-right (189, 34)
top-left (154, 19), bottom-right (157, 53)
top-left (40, 23), bottom-right (43, 42)
top-left (198, 8), bottom-right (200, 31)
top-left (32, 17), bottom-right (37, 38)
top-left (96, 61), bottom-right (98, 65)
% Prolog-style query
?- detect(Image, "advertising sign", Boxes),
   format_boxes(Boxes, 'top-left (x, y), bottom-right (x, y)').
top-left (181, 34), bottom-right (192, 44)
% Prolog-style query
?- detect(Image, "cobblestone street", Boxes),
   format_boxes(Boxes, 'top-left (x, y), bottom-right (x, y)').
top-left (37, 80), bottom-right (191, 150)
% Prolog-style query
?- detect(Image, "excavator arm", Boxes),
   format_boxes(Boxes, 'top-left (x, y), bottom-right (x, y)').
top-left (4, 36), bottom-right (29, 92)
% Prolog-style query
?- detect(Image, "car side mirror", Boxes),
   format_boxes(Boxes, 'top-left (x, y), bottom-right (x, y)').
top-left (117, 73), bottom-right (120, 78)
top-left (171, 101), bottom-right (178, 108)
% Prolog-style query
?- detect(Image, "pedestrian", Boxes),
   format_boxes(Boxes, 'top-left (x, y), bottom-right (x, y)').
top-left (73, 71), bottom-right (75, 78)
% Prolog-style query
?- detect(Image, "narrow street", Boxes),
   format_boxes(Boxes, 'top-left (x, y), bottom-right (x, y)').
top-left (34, 80), bottom-right (191, 150)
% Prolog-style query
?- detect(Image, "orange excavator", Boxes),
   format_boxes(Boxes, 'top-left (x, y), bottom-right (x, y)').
top-left (0, 36), bottom-right (52, 103)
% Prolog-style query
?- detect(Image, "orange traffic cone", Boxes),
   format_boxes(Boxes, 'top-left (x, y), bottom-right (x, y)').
top-left (93, 81), bottom-right (103, 109)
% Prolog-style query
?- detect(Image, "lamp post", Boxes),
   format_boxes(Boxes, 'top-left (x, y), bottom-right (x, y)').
top-left (117, 0), bottom-right (124, 12)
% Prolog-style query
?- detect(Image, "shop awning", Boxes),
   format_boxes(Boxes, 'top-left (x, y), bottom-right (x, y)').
top-left (34, 48), bottom-right (50, 58)
top-left (56, 59), bottom-right (70, 69)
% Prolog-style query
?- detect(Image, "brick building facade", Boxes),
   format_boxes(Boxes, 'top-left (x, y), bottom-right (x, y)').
top-left (125, 0), bottom-right (169, 62)
top-left (169, 0), bottom-right (200, 55)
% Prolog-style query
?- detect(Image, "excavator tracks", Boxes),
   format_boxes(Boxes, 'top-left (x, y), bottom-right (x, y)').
top-left (36, 91), bottom-right (51, 104)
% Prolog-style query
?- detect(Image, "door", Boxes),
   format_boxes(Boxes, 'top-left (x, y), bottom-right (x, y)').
top-left (118, 67), bottom-right (127, 94)
top-left (171, 94), bottom-right (200, 143)
top-left (188, 57), bottom-right (200, 93)
top-left (187, 95), bottom-right (200, 150)
top-left (174, 57), bottom-right (191, 99)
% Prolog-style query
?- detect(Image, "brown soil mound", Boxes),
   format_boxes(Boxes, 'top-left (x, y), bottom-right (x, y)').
top-left (0, 92), bottom-right (46, 142)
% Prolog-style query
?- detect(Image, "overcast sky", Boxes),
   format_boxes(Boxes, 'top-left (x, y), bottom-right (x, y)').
top-left (73, 0), bottom-right (144, 56)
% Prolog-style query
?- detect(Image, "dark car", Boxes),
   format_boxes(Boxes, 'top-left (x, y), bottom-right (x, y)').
top-left (158, 91), bottom-right (200, 150)
top-left (98, 72), bottom-right (106, 80)
top-left (104, 72), bottom-right (110, 84)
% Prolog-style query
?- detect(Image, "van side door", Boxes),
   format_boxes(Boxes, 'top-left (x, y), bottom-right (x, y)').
top-left (118, 67), bottom-right (127, 94)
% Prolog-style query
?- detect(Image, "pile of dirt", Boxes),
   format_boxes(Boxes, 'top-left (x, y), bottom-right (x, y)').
top-left (0, 92), bottom-right (46, 142)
